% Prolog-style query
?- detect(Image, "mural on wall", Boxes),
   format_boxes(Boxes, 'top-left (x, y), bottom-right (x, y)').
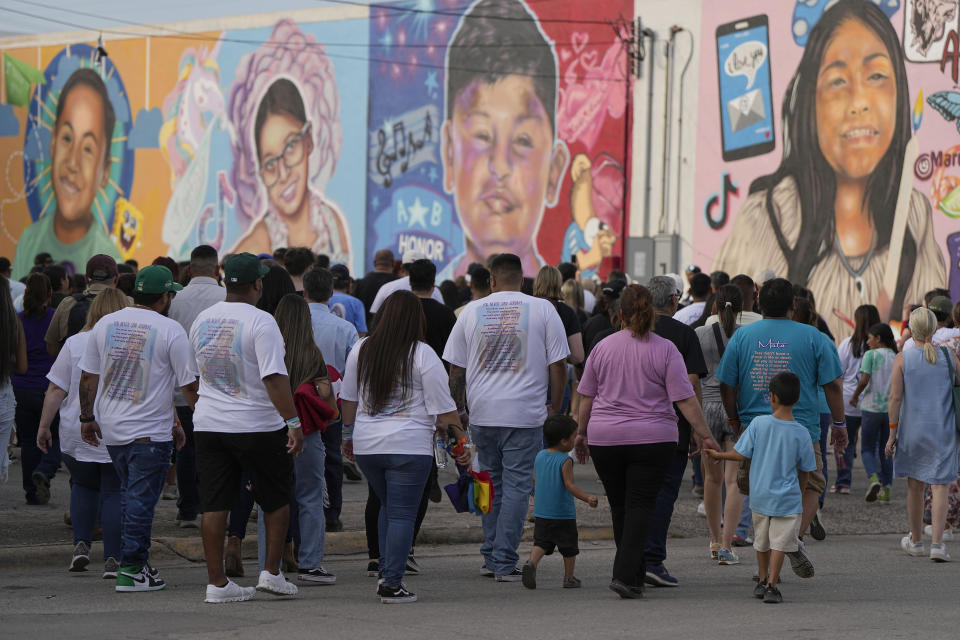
top-left (0, 0), bottom-right (630, 283)
top-left (0, 15), bottom-right (369, 278)
top-left (694, 0), bottom-right (960, 340)
top-left (365, 0), bottom-right (631, 280)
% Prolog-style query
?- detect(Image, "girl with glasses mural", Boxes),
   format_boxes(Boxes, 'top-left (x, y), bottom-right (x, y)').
top-left (228, 20), bottom-right (351, 264)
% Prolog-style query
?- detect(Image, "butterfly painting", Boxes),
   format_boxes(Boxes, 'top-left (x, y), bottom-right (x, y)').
top-left (928, 91), bottom-right (960, 133)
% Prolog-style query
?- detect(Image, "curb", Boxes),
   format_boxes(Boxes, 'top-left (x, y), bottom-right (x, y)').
top-left (0, 525), bottom-right (615, 570)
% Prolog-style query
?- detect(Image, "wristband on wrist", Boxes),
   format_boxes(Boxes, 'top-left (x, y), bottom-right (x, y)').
top-left (457, 408), bottom-right (467, 417)
top-left (832, 420), bottom-right (846, 427)
top-left (343, 423), bottom-right (354, 440)
top-left (285, 416), bottom-right (302, 430)
top-left (889, 423), bottom-right (899, 430)
top-left (79, 415), bottom-right (96, 423)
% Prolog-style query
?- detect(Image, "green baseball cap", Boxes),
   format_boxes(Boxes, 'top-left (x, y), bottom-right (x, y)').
top-left (224, 252), bottom-right (270, 285)
top-left (929, 295), bottom-right (954, 317)
top-left (134, 265), bottom-right (183, 294)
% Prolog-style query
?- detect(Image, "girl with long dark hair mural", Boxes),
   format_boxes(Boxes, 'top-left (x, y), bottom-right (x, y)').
top-left (713, 0), bottom-right (945, 339)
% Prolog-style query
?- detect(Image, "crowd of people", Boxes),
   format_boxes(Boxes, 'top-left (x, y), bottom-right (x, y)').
top-left (1, 247), bottom-right (958, 605)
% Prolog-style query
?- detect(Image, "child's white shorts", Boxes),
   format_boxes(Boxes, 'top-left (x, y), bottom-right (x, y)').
top-left (752, 512), bottom-right (801, 553)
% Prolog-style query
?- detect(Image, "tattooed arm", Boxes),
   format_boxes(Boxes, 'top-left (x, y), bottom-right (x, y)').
top-left (79, 371), bottom-right (102, 447)
top-left (449, 365), bottom-right (467, 427)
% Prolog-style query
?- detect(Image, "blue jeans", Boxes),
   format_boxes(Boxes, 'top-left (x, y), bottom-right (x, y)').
top-left (356, 453), bottom-right (432, 587)
top-left (692, 454), bottom-right (704, 488)
top-left (819, 414), bottom-right (830, 506)
top-left (174, 406), bottom-right (199, 520)
top-left (735, 494), bottom-right (752, 538)
top-left (107, 440), bottom-right (173, 568)
top-left (322, 420), bottom-right (343, 522)
top-left (472, 425), bottom-right (542, 576)
top-left (644, 448), bottom-right (688, 567)
top-left (62, 454), bottom-right (121, 559)
top-left (860, 411), bottom-right (893, 486)
top-left (834, 416), bottom-right (861, 488)
top-left (294, 431), bottom-right (326, 569)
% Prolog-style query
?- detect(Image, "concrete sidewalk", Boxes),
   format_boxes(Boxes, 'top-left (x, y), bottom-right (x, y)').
top-left (1, 447), bottom-right (912, 569)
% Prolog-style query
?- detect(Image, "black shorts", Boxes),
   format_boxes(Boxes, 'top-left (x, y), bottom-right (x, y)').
top-left (195, 428), bottom-right (293, 513)
top-left (533, 517), bottom-right (579, 557)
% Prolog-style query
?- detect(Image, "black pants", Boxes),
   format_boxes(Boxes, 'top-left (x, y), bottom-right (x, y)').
top-left (322, 421), bottom-right (343, 523)
top-left (14, 386), bottom-right (60, 501)
top-left (364, 463), bottom-right (436, 559)
top-left (591, 442), bottom-right (675, 587)
top-left (174, 406), bottom-right (200, 520)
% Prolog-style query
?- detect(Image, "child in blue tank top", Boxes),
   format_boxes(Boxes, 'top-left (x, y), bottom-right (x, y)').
top-left (522, 415), bottom-right (598, 590)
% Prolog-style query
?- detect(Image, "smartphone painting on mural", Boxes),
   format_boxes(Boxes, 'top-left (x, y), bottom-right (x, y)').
top-left (715, 15), bottom-right (775, 162)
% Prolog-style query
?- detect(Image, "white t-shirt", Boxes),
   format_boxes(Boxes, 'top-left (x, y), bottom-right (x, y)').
top-left (80, 307), bottom-right (197, 446)
top-left (443, 291), bottom-right (569, 428)
top-left (47, 332), bottom-right (111, 463)
top-left (836, 337), bottom-right (863, 418)
top-left (190, 301), bottom-right (288, 433)
top-left (341, 338), bottom-right (456, 456)
top-left (673, 301), bottom-right (706, 325)
top-left (583, 289), bottom-right (596, 314)
top-left (369, 276), bottom-right (443, 313)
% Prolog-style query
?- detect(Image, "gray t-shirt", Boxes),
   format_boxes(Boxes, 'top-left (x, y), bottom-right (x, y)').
top-left (695, 323), bottom-right (737, 404)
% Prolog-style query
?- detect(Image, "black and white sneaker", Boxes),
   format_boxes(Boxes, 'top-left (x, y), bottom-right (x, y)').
top-left (103, 557), bottom-right (119, 579)
top-left (480, 564), bottom-right (495, 577)
top-left (367, 559), bottom-right (380, 577)
top-left (69, 541), bottom-right (90, 572)
top-left (495, 568), bottom-right (523, 582)
top-left (809, 511), bottom-right (826, 541)
top-left (786, 540), bottom-right (815, 578)
top-left (379, 583), bottom-right (417, 603)
top-left (298, 567), bottom-right (336, 584)
top-left (405, 554), bottom-right (421, 575)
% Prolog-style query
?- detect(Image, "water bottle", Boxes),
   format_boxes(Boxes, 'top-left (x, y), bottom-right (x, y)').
top-left (434, 435), bottom-right (448, 470)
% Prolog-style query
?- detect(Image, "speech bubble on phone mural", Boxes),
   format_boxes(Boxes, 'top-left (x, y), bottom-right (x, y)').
top-left (724, 40), bottom-right (767, 90)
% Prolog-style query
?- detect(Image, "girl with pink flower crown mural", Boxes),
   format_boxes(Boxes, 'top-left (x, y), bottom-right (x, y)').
top-left (228, 20), bottom-right (351, 263)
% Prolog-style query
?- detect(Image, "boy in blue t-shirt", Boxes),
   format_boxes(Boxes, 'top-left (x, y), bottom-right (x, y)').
top-left (706, 372), bottom-right (817, 604)
top-left (522, 415), bottom-right (598, 590)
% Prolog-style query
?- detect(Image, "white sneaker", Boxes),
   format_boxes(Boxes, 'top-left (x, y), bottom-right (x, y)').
top-left (930, 543), bottom-right (952, 562)
top-left (696, 502), bottom-right (706, 517)
top-left (256, 570), bottom-right (298, 596)
top-left (900, 535), bottom-right (925, 557)
top-left (923, 524), bottom-right (955, 541)
top-left (205, 580), bottom-right (256, 603)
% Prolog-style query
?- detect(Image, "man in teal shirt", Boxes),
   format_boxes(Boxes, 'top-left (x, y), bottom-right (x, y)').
top-left (716, 278), bottom-right (846, 579)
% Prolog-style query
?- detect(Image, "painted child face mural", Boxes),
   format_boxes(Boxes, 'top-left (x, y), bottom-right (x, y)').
top-left (257, 111), bottom-right (313, 219)
top-left (442, 75), bottom-right (567, 260)
top-left (51, 81), bottom-right (111, 226)
top-left (816, 18), bottom-right (898, 181)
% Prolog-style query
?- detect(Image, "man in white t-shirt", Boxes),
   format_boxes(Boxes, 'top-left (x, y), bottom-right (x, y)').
top-left (189, 253), bottom-right (304, 604)
top-left (443, 253), bottom-right (569, 581)
top-left (79, 265), bottom-right (198, 593)
top-left (168, 244), bottom-right (226, 529)
top-left (368, 249), bottom-right (444, 316)
top-left (673, 272), bottom-right (710, 325)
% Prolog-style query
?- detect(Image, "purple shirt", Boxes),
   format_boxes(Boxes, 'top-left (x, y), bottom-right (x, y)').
top-left (579, 330), bottom-right (693, 446)
top-left (12, 308), bottom-right (56, 389)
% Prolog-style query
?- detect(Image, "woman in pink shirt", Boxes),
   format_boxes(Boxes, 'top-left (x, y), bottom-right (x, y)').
top-left (575, 284), bottom-right (714, 599)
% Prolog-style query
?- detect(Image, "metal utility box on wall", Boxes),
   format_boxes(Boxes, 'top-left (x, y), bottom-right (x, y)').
top-left (625, 236), bottom-right (655, 282)
top-left (654, 233), bottom-right (681, 276)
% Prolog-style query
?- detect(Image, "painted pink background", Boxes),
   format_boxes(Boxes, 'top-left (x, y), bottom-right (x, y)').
top-left (694, 2), bottom-right (960, 281)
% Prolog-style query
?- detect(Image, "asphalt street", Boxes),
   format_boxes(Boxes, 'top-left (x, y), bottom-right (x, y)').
top-left (1, 536), bottom-right (956, 640)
